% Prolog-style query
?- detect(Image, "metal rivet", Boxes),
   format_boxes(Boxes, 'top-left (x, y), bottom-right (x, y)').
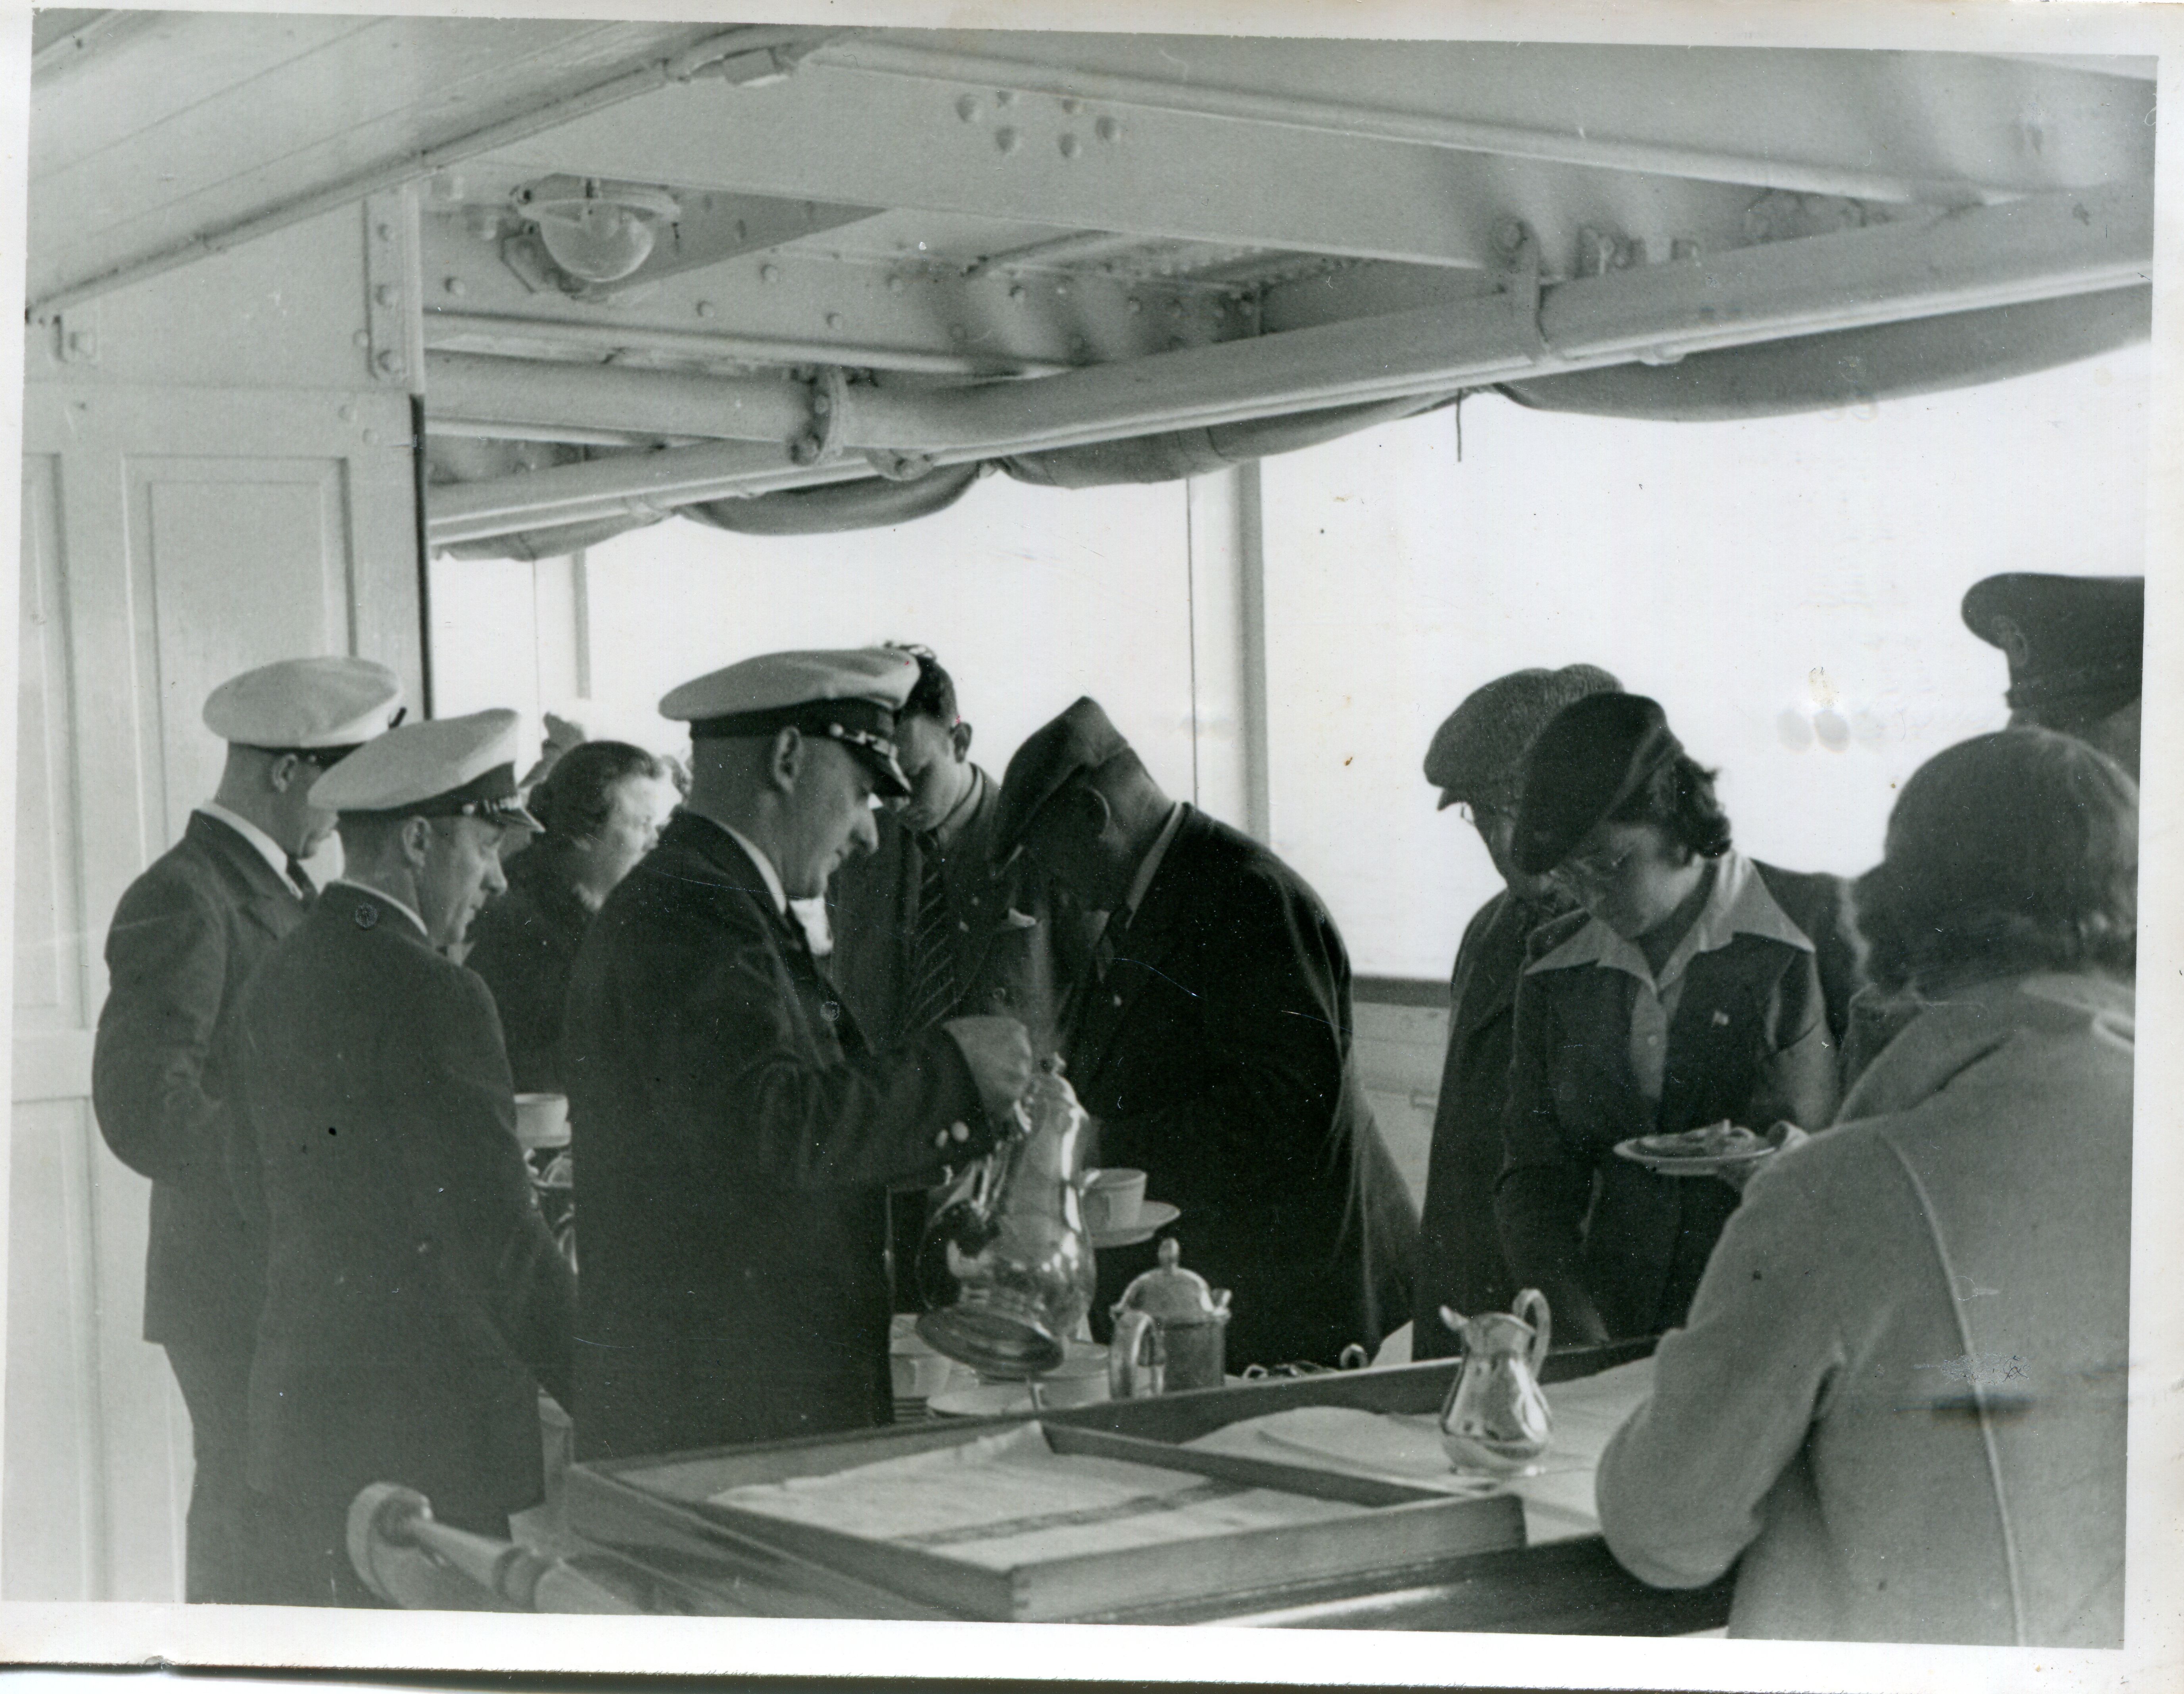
top-left (1060, 96), bottom-right (1082, 115)
top-left (994, 89), bottom-right (1014, 106)
top-left (375, 222), bottom-right (394, 242)
top-left (1494, 217), bottom-right (1528, 255)
top-left (1007, 284), bottom-right (1026, 302)
top-left (363, 428), bottom-right (380, 444)
top-left (1054, 279), bottom-right (1071, 297)
top-left (811, 393), bottom-right (831, 415)
top-left (760, 262), bottom-right (780, 283)
top-left (1095, 116), bottom-right (1122, 143)
top-left (374, 350), bottom-right (401, 374)
top-left (1126, 298), bottom-right (1142, 315)
top-left (443, 277), bottom-right (466, 296)
top-left (994, 127), bottom-right (1018, 154)
top-left (791, 433), bottom-right (823, 464)
top-left (956, 94), bottom-right (980, 121)
top-left (373, 284), bottom-right (397, 308)
top-left (1057, 133), bottom-right (1080, 159)
top-left (352, 330), bottom-right (370, 348)
top-left (825, 311), bottom-right (844, 330)
top-left (338, 404), bottom-right (357, 422)
top-left (695, 300), bottom-right (716, 317)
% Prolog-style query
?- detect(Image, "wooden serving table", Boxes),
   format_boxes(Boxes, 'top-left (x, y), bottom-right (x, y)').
top-left (486, 1336), bottom-right (1734, 1631)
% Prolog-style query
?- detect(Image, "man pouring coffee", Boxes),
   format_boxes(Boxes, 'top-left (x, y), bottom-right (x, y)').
top-left (564, 650), bottom-right (1035, 1458)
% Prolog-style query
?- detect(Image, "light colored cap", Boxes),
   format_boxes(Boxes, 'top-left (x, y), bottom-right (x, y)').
top-left (202, 657), bottom-right (404, 752)
top-left (308, 708), bottom-right (541, 830)
top-left (659, 648), bottom-right (917, 797)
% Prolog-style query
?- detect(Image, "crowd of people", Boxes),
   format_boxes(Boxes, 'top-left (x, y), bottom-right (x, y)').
top-left (88, 567), bottom-right (2140, 1638)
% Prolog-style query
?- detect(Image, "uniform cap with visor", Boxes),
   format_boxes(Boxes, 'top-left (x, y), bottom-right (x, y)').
top-left (202, 656), bottom-right (404, 759)
top-left (1961, 573), bottom-right (2143, 727)
top-left (659, 648), bottom-right (916, 800)
top-left (308, 708), bottom-right (541, 832)
top-left (990, 696), bottom-right (1134, 864)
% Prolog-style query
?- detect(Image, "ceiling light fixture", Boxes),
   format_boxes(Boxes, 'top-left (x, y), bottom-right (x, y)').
top-left (518, 178), bottom-right (681, 285)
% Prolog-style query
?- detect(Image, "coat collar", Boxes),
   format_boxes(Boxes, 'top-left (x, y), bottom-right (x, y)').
top-left (1526, 849), bottom-right (1812, 991)
top-left (1837, 971), bottom-right (2134, 1124)
top-left (186, 809), bottom-right (304, 907)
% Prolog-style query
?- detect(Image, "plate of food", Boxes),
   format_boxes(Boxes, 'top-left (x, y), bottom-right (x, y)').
top-left (1614, 1120), bottom-right (1778, 1174)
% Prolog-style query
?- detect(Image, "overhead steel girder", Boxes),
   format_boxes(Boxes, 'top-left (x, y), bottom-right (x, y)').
top-left (476, 64), bottom-right (1786, 274)
top-left (810, 36), bottom-right (2153, 206)
top-left (426, 181), bottom-right (2149, 545)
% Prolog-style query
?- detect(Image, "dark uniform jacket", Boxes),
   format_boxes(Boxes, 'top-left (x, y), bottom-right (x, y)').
top-left (1061, 807), bottom-right (1418, 1369)
top-left (563, 812), bottom-right (1000, 1461)
top-left (1411, 887), bottom-right (1562, 1358)
top-left (826, 767), bottom-right (1079, 1055)
top-left (237, 887), bottom-right (574, 1527)
top-left (93, 811), bottom-right (305, 1359)
top-left (463, 837), bottom-right (595, 1094)
top-left (1497, 856), bottom-right (1864, 1343)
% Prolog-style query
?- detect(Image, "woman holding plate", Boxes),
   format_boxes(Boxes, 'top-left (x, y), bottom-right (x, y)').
top-left (1493, 692), bottom-right (1864, 1344)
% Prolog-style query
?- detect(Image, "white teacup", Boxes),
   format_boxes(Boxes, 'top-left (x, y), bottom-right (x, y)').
top-left (513, 1092), bottom-right (571, 1150)
top-left (1081, 1167), bottom-right (1148, 1234)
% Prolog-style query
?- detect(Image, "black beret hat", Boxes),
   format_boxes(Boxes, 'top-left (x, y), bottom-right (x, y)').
top-left (1513, 692), bottom-right (1685, 876)
top-left (1961, 573), bottom-right (2144, 723)
top-left (992, 696), bottom-right (1133, 862)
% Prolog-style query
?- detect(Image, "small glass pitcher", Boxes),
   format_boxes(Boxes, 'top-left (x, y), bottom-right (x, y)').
top-left (1437, 1289), bottom-right (1554, 1473)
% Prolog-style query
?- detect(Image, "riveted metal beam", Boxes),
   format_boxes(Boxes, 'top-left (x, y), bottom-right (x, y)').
top-left (426, 181), bottom-right (2149, 543)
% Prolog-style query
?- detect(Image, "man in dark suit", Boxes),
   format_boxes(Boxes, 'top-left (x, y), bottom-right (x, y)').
top-left (993, 699), bottom-right (1418, 1369)
top-left (1962, 572), bottom-right (2143, 780)
top-left (1411, 665), bottom-right (1619, 1360)
top-left (565, 650), bottom-right (1036, 1460)
top-left (238, 709), bottom-right (573, 1606)
top-left (91, 655), bottom-right (401, 1604)
top-left (826, 645), bottom-right (1086, 1307)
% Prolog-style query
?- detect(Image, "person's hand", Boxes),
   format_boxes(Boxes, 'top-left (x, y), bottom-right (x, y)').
top-left (1716, 1120), bottom-right (1809, 1193)
top-left (942, 1015), bottom-right (1036, 1129)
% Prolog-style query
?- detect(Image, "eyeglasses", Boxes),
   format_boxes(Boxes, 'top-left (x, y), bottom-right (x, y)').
top-left (1551, 844), bottom-right (1635, 889)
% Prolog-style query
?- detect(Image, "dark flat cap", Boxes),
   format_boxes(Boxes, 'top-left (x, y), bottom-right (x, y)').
top-left (1513, 692), bottom-right (1684, 876)
top-left (992, 697), bottom-right (1132, 860)
top-left (1961, 573), bottom-right (2143, 722)
top-left (1425, 665), bottom-right (1622, 810)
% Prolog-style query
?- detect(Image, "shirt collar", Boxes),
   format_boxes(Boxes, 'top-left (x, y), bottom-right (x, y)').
top-left (1526, 849), bottom-right (1812, 988)
top-left (325, 878), bottom-right (429, 940)
top-left (198, 803), bottom-right (306, 897)
top-left (1120, 803), bottom-right (1188, 924)
top-left (688, 814), bottom-right (789, 916)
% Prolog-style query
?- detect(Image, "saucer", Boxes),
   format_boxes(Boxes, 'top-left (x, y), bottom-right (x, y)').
top-left (1090, 1200), bottom-right (1180, 1249)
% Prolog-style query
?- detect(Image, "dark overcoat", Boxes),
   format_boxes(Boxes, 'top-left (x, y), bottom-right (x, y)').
top-left (1496, 860), bottom-right (1863, 1342)
top-left (92, 810), bottom-right (307, 1600)
top-left (463, 837), bottom-right (595, 1093)
top-left (1060, 807), bottom-right (1418, 1369)
top-left (563, 812), bottom-right (999, 1461)
top-left (1410, 888), bottom-right (1554, 1357)
top-left (237, 887), bottom-right (574, 1529)
top-left (94, 812), bottom-right (304, 1355)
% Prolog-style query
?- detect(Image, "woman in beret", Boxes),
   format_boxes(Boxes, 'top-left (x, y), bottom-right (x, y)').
top-left (1493, 693), bottom-right (1863, 1344)
top-left (465, 739), bottom-right (677, 1093)
top-left (1595, 729), bottom-right (2134, 1642)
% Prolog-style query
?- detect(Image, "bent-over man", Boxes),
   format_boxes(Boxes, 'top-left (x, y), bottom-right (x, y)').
top-left (994, 698), bottom-right (1417, 1369)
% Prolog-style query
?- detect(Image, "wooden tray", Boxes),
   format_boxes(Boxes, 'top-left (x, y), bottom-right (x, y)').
top-left (569, 1416), bottom-right (1523, 1623)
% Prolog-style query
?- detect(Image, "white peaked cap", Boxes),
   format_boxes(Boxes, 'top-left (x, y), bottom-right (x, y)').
top-left (308, 708), bottom-right (540, 830)
top-left (202, 656), bottom-right (404, 751)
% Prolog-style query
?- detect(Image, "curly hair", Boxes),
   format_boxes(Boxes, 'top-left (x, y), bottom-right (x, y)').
top-left (1606, 753), bottom-right (1734, 860)
top-left (529, 740), bottom-right (668, 842)
top-left (1855, 728), bottom-right (2136, 994)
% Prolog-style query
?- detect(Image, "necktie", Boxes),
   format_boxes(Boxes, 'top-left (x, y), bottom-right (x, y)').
top-left (902, 837), bottom-right (961, 1036)
top-left (285, 855), bottom-right (317, 905)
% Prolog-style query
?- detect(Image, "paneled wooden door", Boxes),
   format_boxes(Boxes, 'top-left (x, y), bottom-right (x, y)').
top-left (8, 384), bottom-right (422, 1600)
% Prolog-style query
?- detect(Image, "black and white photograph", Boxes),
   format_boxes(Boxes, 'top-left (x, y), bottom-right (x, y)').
top-left (1, 1), bottom-right (2178, 1687)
